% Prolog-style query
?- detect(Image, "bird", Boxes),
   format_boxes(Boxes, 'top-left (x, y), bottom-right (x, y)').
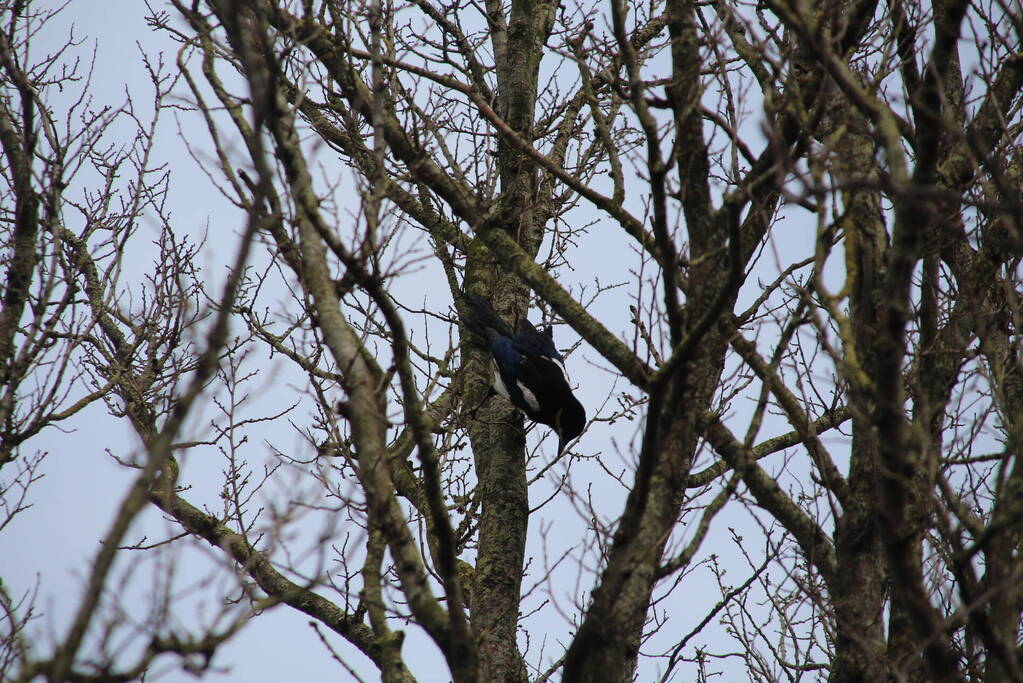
top-left (460, 294), bottom-right (586, 454)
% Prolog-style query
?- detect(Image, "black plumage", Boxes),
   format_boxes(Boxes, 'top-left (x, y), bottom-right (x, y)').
top-left (461, 294), bottom-right (586, 454)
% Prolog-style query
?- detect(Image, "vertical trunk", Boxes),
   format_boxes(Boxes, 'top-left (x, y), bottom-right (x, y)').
top-left (466, 369), bottom-right (530, 683)
top-left (467, 1), bottom-right (556, 680)
top-left (0, 77), bottom-right (40, 463)
top-left (828, 113), bottom-right (888, 683)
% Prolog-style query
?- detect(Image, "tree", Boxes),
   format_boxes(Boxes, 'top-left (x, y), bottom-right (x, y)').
top-left (2, 0), bottom-right (1022, 680)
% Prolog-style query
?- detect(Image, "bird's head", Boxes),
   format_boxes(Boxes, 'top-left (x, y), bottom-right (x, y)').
top-left (554, 395), bottom-right (586, 455)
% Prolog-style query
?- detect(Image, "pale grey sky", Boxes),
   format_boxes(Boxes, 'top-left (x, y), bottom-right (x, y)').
top-left (0, 2), bottom-right (836, 681)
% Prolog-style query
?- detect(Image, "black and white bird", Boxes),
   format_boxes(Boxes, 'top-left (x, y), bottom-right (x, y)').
top-left (461, 294), bottom-right (586, 454)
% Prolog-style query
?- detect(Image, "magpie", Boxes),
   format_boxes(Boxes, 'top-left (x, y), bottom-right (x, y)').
top-left (461, 294), bottom-right (586, 454)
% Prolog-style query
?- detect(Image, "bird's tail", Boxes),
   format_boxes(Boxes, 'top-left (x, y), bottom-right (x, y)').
top-left (459, 293), bottom-right (513, 344)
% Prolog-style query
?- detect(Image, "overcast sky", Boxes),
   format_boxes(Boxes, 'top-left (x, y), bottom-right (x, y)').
top-left (0, 2), bottom-right (836, 681)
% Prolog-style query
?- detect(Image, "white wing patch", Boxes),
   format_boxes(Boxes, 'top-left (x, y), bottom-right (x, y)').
top-left (550, 356), bottom-right (570, 384)
top-left (491, 361), bottom-right (511, 400)
top-left (516, 380), bottom-right (541, 412)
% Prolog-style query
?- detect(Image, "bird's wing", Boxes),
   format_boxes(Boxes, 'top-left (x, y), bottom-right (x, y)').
top-left (510, 333), bottom-right (570, 385)
top-left (490, 335), bottom-right (522, 371)
top-left (489, 336), bottom-right (543, 413)
top-left (516, 353), bottom-right (573, 404)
